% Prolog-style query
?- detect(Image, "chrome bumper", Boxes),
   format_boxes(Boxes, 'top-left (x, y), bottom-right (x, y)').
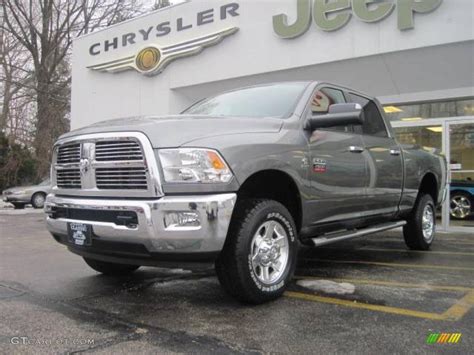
top-left (45, 193), bottom-right (237, 254)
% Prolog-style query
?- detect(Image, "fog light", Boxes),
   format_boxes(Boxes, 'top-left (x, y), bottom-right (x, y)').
top-left (164, 211), bottom-right (200, 229)
top-left (44, 204), bottom-right (54, 216)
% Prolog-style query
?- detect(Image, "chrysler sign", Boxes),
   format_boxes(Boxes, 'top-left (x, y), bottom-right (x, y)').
top-left (88, 3), bottom-right (239, 76)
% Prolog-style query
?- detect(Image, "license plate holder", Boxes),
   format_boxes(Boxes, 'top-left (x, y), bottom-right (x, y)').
top-left (67, 222), bottom-right (92, 246)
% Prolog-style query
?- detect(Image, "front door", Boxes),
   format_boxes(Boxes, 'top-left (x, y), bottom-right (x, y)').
top-left (306, 87), bottom-right (368, 225)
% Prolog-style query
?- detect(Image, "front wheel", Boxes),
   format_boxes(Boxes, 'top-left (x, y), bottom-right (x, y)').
top-left (83, 257), bottom-right (140, 276)
top-left (216, 199), bottom-right (298, 304)
top-left (31, 192), bottom-right (46, 209)
top-left (403, 194), bottom-right (436, 250)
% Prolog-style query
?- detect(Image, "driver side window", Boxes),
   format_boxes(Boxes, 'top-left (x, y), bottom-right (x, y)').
top-left (310, 88), bottom-right (349, 132)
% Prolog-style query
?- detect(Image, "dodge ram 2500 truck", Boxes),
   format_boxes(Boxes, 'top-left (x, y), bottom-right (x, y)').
top-left (45, 82), bottom-right (447, 304)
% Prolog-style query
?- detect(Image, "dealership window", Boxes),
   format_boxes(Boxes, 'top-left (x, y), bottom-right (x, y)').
top-left (390, 97), bottom-right (474, 232)
top-left (394, 126), bottom-right (442, 152)
top-left (383, 98), bottom-right (474, 122)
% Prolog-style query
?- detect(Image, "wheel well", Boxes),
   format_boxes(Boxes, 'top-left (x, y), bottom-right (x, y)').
top-left (237, 170), bottom-right (302, 232)
top-left (418, 173), bottom-right (438, 203)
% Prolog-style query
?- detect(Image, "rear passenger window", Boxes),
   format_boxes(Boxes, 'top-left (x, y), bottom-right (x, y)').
top-left (349, 94), bottom-right (388, 137)
top-left (310, 88), bottom-right (349, 132)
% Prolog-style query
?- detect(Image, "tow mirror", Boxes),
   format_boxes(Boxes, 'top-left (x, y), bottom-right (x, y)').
top-left (306, 103), bottom-right (363, 130)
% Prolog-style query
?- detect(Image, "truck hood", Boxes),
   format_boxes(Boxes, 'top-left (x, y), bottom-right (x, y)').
top-left (60, 115), bottom-right (283, 147)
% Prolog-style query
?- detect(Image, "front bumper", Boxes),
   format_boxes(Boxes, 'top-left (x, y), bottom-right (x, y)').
top-left (3, 193), bottom-right (31, 203)
top-left (45, 193), bottom-right (237, 264)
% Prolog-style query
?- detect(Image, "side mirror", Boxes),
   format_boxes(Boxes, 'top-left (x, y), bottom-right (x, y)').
top-left (306, 103), bottom-right (363, 131)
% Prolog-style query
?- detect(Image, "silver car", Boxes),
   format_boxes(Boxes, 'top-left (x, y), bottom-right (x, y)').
top-left (2, 179), bottom-right (51, 209)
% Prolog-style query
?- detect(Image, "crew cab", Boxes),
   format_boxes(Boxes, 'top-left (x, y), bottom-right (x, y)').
top-left (45, 82), bottom-right (447, 303)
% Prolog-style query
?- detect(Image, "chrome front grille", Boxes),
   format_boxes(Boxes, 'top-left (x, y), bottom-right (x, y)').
top-left (57, 143), bottom-right (81, 164)
top-left (56, 168), bottom-right (81, 189)
top-left (96, 167), bottom-right (147, 189)
top-left (51, 133), bottom-right (162, 197)
top-left (95, 140), bottom-right (143, 161)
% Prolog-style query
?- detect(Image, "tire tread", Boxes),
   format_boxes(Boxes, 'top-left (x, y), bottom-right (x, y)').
top-left (216, 198), bottom-right (296, 304)
top-left (403, 193), bottom-right (435, 251)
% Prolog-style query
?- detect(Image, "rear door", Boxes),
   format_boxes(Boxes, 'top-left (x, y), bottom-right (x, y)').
top-left (306, 87), bottom-right (369, 225)
top-left (348, 93), bottom-right (403, 216)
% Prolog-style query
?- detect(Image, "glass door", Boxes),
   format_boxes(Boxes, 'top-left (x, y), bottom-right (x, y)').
top-left (447, 120), bottom-right (474, 230)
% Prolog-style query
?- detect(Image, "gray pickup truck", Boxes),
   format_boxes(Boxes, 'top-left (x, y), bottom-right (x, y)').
top-left (45, 82), bottom-right (447, 303)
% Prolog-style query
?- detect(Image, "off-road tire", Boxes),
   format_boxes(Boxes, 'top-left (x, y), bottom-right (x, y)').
top-left (403, 194), bottom-right (436, 250)
top-left (215, 199), bottom-right (298, 304)
top-left (83, 257), bottom-right (140, 276)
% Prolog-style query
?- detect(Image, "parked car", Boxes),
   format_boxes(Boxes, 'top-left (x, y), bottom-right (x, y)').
top-left (2, 179), bottom-right (51, 209)
top-left (450, 179), bottom-right (474, 219)
top-left (44, 82), bottom-right (447, 304)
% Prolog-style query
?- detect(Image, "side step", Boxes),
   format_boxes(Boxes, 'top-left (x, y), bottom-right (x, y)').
top-left (311, 220), bottom-right (407, 247)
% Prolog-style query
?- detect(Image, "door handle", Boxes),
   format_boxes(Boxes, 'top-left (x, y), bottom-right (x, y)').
top-left (390, 149), bottom-right (401, 156)
top-left (349, 146), bottom-right (364, 153)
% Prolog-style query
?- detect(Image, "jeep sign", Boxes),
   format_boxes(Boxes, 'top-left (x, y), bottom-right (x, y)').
top-left (273, 0), bottom-right (443, 38)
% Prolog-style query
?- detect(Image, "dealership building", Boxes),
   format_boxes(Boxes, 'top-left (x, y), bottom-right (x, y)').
top-left (72, 0), bottom-right (473, 232)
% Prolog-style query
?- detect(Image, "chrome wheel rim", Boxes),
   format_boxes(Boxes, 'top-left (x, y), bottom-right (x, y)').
top-left (250, 220), bottom-right (289, 285)
top-left (422, 205), bottom-right (435, 242)
top-left (450, 196), bottom-right (471, 219)
top-left (34, 194), bottom-right (45, 207)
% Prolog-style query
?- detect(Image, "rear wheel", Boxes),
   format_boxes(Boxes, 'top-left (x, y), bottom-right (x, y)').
top-left (403, 194), bottom-right (436, 250)
top-left (31, 192), bottom-right (46, 209)
top-left (83, 257), bottom-right (140, 276)
top-left (216, 199), bottom-right (298, 304)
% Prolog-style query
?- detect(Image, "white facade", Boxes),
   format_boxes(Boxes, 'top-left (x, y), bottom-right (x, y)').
top-left (71, 0), bottom-right (474, 129)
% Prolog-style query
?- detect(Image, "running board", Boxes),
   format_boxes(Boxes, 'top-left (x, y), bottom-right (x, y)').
top-left (311, 221), bottom-right (407, 247)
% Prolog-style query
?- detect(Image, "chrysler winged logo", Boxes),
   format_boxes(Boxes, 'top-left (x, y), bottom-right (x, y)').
top-left (88, 27), bottom-right (238, 76)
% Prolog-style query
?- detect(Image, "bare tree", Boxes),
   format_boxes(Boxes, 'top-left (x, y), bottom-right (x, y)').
top-left (0, 28), bottom-right (34, 143)
top-left (152, 0), bottom-right (171, 10)
top-left (1, 0), bottom-right (147, 177)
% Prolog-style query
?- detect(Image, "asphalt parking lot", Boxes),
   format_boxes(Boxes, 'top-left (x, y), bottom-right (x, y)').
top-left (0, 210), bottom-right (473, 354)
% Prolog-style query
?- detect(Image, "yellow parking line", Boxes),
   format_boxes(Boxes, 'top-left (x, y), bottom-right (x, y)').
top-left (442, 291), bottom-right (474, 321)
top-left (293, 276), bottom-right (473, 292)
top-left (319, 247), bottom-right (474, 256)
top-left (286, 278), bottom-right (474, 321)
top-left (438, 240), bottom-right (474, 245)
top-left (285, 291), bottom-right (446, 320)
top-left (301, 258), bottom-right (474, 271)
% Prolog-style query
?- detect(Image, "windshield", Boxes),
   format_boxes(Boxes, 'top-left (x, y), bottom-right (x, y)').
top-left (39, 179), bottom-right (51, 186)
top-left (183, 83), bottom-right (308, 118)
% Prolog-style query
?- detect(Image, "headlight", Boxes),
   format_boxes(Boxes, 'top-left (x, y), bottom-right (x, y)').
top-left (158, 148), bottom-right (233, 183)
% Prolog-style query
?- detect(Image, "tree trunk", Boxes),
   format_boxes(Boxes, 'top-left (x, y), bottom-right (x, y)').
top-left (34, 69), bottom-right (54, 178)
